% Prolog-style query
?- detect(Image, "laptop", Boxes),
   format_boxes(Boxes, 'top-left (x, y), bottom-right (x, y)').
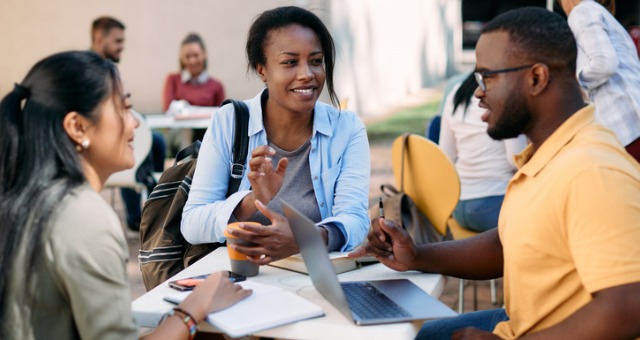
top-left (282, 202), bottom-right (457, 325)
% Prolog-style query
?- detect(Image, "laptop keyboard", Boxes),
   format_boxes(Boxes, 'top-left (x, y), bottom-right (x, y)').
top-left (342, 282), bottom-right (411, 319)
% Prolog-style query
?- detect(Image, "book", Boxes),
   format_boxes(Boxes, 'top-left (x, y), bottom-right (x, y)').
top-left (164, 280), bottom-right (324, 338)
top-left (269, 252), bottom-right (361, 275)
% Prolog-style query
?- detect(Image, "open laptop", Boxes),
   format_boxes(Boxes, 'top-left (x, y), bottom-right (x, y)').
top-left (282, 202), bottom-right (457, 325)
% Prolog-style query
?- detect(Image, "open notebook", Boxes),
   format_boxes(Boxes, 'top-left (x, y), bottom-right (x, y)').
top-left (164, 280), bottom-right (323, 338)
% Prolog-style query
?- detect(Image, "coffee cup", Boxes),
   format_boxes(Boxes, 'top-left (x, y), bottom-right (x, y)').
top-left (224, 222), bottom-right (261, 277)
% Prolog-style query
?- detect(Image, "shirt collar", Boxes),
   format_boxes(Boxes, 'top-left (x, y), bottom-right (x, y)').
top-left (247, 88), bottom-right (333, 138)
top-left (180, 70), bottom-right (209, 85)
top-left (514, 104), bottom-right (595, 177)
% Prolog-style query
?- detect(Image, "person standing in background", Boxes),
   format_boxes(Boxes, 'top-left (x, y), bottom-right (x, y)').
top-left (163, 33), bottom-right (225, 147)
top-left (91, 16), bottom-right (166, 231)
top-left (439, 73), bottom-right (527, 232)
top-left (559, 0), bottom-right (640, 162)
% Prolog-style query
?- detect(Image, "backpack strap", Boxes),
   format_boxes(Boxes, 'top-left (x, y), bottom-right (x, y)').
top-left (221, 99), bottom-right (250, 197)
top-left (173, 140), bottom-right (201, 165)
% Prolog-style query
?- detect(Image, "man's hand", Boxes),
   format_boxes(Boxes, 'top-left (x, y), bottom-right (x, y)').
top-left (349, 217), bottom-right (418, 272)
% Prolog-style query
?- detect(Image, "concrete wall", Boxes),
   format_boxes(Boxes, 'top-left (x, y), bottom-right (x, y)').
top-left (0, 0), bottom-right (460, 117)
top-left (330, 0), bottom-right (461, 116)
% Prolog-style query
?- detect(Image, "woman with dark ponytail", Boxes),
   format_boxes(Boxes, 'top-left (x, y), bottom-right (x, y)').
top-left (438, 73), bottom-right (527, 232)
top-left (0, 51), bottom-right (250, 339)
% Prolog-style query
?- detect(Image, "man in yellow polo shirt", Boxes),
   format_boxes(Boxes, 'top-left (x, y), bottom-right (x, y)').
top-left (350, 7), bottom-right (640, 339)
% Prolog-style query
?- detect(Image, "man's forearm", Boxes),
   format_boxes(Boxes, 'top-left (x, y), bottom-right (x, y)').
top-left (412, 229), bottom-right (504, 280)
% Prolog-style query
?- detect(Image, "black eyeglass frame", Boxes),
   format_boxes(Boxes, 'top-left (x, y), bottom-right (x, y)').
top-left (474, 64), bottom-right (534, 91)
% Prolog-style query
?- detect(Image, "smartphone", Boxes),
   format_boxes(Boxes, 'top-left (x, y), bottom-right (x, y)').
top-left (168, 271), bottom-right (246, 291)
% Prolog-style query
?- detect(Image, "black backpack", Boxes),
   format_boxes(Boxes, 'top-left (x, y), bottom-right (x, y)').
top-left (138, 99), bottom-right (249, 291)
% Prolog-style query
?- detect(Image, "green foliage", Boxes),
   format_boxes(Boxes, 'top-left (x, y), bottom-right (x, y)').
top-left (366, 100), bottom-right (440, 143)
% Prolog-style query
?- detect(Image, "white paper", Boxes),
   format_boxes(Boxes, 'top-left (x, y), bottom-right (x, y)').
top-left (164, 280), bottom-right (324, 338)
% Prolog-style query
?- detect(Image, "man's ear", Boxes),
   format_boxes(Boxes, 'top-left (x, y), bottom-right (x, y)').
top-left (529, 63), bottom-right (551, 96)
top-left (62, 112), bottom-right (90, 145)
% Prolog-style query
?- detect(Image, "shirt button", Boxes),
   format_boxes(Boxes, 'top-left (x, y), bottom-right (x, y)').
top-left (320, 202), bottom-right (325, 207)
top-left (314, 176), bottom-right (318, 180)
top-left (312, 148), bottom-right (316, 153)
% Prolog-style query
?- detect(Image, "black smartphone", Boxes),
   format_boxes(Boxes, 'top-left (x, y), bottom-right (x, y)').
top-left (168, 271), bottom-right (246, 291)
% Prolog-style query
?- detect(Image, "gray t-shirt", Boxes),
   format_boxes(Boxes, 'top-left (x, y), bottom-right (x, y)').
top-left (250, 138), bottom-right (321, 224)
top-left (248, 138), bottom-right (344, 250)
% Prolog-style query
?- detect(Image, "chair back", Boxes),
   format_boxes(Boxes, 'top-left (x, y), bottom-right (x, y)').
top-left (391, 134), bottom-right (460, 236)
top-left (104, 110), bottom-right (153, 189)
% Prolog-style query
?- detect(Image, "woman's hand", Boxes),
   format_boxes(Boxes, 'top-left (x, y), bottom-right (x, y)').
top-left (227, 200), bottom-right (299, 264)
top-left (247, 145), bottom-right (288, 204)
top-left (178, 271), bottom-right (252, 322)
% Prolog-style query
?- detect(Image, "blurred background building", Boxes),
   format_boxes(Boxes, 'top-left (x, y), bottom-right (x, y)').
top-left (1, 0), bottom-right (638, 118)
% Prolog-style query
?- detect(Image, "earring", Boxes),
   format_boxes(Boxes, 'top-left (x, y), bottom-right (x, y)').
top-left (76, 139), bottom-right (90, 152)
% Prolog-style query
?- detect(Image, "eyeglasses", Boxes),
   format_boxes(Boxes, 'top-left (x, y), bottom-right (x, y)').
top-left (474, 64), bottom-right (534, 91)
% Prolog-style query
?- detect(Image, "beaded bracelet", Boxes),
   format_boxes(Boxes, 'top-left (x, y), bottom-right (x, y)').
top-left (158, 307), bottom-right (197, 339)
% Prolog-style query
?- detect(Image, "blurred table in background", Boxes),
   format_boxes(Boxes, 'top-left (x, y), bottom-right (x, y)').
top-left (144, 107), bottom-right (217, 153)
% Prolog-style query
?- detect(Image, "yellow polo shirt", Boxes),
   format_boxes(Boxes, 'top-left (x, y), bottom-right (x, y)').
top-left (493, 105), bottom-right (640, 339)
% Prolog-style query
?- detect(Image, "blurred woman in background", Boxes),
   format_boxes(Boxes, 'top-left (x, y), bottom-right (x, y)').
top-left (439, 73), bottom-right (527, 232)
top-left (163, 33), bottom-right (225, 147)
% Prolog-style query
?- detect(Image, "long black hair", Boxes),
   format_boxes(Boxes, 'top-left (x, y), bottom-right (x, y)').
top-left (0, 51), bottom-right (120, 326)
top-left (246, 6), bottom-right (340, 108)
top-left (452, 72), bottom-right (478, 116)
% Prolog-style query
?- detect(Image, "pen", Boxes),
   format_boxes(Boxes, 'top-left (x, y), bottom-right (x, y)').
top-left (378, 197), bottom-right (384, 219)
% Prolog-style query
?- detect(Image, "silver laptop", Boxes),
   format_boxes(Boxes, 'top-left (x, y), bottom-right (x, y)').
top-left (282, 202), bottom-right (457, 325)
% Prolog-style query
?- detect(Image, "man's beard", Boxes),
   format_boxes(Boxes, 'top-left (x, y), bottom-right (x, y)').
top-left (487, 90), bottom-right (532, 140)
top-left (104, 51), bottom-right (120, 63)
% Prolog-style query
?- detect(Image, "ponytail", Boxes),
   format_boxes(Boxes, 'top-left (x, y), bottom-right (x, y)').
top-left (0, 84), bottom-right (31, 191)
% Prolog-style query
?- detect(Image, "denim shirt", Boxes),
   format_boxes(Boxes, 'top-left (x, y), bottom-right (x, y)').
top-left (181, 90), bottom-right (371, 251)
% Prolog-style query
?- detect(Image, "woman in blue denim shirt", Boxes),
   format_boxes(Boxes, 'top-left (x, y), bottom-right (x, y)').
top-left (182, 6), bottom-right (371, 264)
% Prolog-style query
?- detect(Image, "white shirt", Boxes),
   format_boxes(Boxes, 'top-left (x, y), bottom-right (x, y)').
top-left (439, 84), bottom-right (527, 200)
top-left (569, 0), bottom-right (640, 146)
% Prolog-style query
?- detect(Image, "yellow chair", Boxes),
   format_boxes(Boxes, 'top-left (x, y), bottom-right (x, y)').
top-left (391, 133), bottom-right (497, 313)
top-left (391, 134), bottom-right (459, 238)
